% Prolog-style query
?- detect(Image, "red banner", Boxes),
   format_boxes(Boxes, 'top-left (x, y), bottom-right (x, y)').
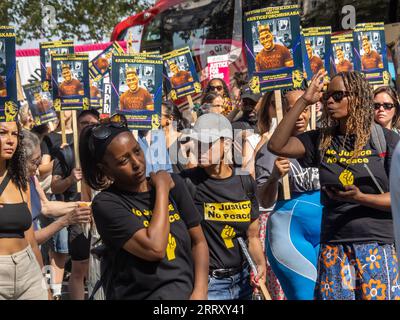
top-left (110, 0), bottom-right (185, 41)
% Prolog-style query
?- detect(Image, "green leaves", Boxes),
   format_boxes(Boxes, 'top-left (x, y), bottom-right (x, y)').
top-left (1, 0), bottom-right (150, 45)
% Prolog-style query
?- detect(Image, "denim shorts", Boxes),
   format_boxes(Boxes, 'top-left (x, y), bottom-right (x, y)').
top-left (40, 215), bottom-right (69, 254)
top-left (208, 267), bottom-right (253, 300)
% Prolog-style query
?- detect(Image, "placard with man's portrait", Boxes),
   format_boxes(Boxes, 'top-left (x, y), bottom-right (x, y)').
top-left (111, 53), bottom-right (162, 130)
top-left (39, 40), bottom-right (74, 92)
top-left (331, 32), bottom-right (355, 75)
top-left (89, 42), bottom-right (124, 82)
top-left (0, 26), bottom-right (18, 122)
top-left (51, 53), bottom-right (90, 111)
top-left (162, 47), bottom-right (201, 101)
top-left (301, 26), bottom-right (332, 81)
top-left (353, 22), bottom-right (390, 85)
top-left (23, 81), bottom-right (57, 125)
top-left (243, 5), bottom-right (303, 93)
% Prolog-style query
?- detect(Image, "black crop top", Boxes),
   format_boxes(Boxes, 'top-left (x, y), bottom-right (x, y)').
top-left (0, 174), bottom-right (32, 239)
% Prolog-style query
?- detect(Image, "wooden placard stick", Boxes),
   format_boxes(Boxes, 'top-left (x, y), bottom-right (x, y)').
top-left (311, 103), bottom-right (316, 130)
top-left (71, 110), bottom-right (81, 193)
top-left (186, 94), bottom-right (198, 123)
top-left (274, 90), bottom-right (291, 200)
top-left (60, 111), bottom-right (67, 145)
top-left (16, 62), bottom-right (24, 102)
top-left (126, 31), bottom-right (141, 139)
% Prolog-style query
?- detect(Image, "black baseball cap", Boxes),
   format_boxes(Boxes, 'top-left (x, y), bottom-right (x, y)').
top-left (241, 85), bottom-right (261, 102)
top-left (78, 109), bottom-right (100, 119)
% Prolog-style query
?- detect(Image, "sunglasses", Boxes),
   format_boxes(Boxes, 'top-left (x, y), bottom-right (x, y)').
top-left (373, 102), bottom-right (395, 110)
top-left (209, 85), bottom-right (223, 91)
top-left (88, 118), bottom-right (128, 156)
top-left (322, 91), bottom-right (350, 103)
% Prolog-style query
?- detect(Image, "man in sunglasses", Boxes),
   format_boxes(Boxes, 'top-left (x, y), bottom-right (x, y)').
top-left (51, 109), bottom-right (100, 300)
top-left (334, 47), bottom-right (353, 73)
top-left (232, 90), bottom-right (261, 132)
top-left (255, 24), bottom-right (294, 71)
top-left (361, 36), bottom-right (383, 70)
top-left (169, 61), bottom-right (193, 88)
top-left (120, 68), bottom-right (154, 111)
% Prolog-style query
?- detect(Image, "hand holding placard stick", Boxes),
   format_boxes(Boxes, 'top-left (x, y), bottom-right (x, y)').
top-left (274, 90), bottom-right (291, 200)
top-left (311, 104), bottom-right (316, 130)
top-left (237, 237), bottom-right (271, 300)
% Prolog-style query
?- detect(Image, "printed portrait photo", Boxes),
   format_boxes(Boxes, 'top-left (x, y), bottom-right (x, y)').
top-left (44, 47), bottom-right (70, 81)
top-left (90, 79), bottom-right (102, 99)
top-left (164, 56), bottom-right (194, 89)
top-left (252, 19), bottom-right (294, 72)
top-left (56, 62), bottom-right (84, 97)
top-left (358, 32), bottom-right (384, 70)
top-left (118, 63), bottom-right (155, 111)
top-left (333, 43), bottom-right (354, 73)
top-left (33, 91), bottom-right (52, 114)
top-left (93, 50), bottom-right (113, 74)
top-left (305, 36), bottom-right (325, 75)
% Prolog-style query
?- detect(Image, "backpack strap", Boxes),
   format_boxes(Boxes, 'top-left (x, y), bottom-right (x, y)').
top-left (0, 173), bottom-right (11, 198)
top-left (370, 123), bottom-right (387, 159)
top-left (88, 245), bottom-right (117, 300)
top-left (239, 174), bottom-right (257, 209)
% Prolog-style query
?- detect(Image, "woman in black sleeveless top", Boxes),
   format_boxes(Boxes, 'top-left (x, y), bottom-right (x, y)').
top-left (0, 121), bottom-right (48, 300)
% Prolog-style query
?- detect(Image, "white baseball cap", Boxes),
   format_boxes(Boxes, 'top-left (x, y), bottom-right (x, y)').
top-left (182, 113), bottom-right (233, 143)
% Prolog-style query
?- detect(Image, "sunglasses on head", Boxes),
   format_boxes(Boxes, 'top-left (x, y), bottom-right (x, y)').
top-left (322, 91), bottom-right (350, 103)
top-left (373, 102), bottom-right (395, 110)
top-left (88, 116), bottom-right (128, 156)
top-left (209, 85), bottom-right (223, 91)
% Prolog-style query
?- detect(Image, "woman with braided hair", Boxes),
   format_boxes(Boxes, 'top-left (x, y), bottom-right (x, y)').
top-left (268, 69), bottom-right (400, 300)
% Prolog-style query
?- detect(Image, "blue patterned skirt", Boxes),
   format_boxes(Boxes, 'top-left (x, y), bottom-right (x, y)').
top-left (315, 243), bottom-right (400, 300)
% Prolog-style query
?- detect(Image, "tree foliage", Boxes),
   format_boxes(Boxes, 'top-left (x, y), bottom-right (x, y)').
top-left (0, 0), bottom-right (151, 45)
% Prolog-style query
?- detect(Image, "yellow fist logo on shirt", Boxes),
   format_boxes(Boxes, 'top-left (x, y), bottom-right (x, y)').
top-left (166, 233), bottom-right (177, 261)
top-left (339, 169), bottom-right (354, 186)
top-left (221, 225), bottom-right (236, 249)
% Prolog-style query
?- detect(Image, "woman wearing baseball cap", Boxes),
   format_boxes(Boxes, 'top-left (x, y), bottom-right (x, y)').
top-left (181, 112), bottom-right (266, 300)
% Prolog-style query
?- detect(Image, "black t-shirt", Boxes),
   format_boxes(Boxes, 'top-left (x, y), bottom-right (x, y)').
top-left (52, 144), bottom-right (78, 202)
top-left (180, 167), bottom-right (260, 270)
top-left (297, 127), bottom-right (400, 244)
top-left (42, 132), bottom-right (74, 159)
top-left (92, 174), bottom-right (201, 300)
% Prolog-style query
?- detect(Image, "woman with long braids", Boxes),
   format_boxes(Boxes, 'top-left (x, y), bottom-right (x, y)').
top-left (0, 121), bottom-right (48, 300)
top-left (268, 69), bottom-right (400, 300)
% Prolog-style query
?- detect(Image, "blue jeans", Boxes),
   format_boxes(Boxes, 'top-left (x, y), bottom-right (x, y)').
top-left (208, 267), bottom-right (252, 300)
